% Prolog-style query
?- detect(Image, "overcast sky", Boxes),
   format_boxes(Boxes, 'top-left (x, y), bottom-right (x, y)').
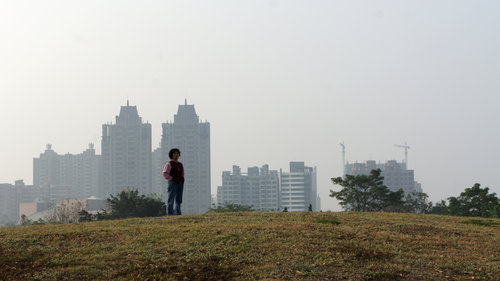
top-left (1, 0), bottom-right (499, 211)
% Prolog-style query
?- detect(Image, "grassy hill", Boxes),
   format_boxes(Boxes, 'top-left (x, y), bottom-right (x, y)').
top-left (0, 212), bottom-right (499, 280)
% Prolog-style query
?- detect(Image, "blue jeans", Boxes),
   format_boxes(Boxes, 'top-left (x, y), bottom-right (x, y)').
top-left (167, 181), bottom-right (184, 215)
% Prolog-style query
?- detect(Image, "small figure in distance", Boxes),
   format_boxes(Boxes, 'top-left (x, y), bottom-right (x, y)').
top-left (162, 148), bottom-right (185, 215)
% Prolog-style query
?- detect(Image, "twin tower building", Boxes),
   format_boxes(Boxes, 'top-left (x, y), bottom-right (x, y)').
top-left (35, 100), bottom-right (211, 214)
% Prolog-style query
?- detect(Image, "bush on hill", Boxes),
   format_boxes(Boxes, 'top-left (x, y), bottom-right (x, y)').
top-left (79, 188), bottom-right (166, 222)
top-left (208, 202), bottom-right (254, 213)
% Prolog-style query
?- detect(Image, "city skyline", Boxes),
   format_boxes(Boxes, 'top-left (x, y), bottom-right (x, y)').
top-left (1, 101), bottom-right (325, 222)
top-left (0, 98), bottom-right (493, 211)
top-left (1, 1), bottom-right (499, 212)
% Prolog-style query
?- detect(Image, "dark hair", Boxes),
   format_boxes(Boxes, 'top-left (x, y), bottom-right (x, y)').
top-left (169, 148), bottom-right (181, 159)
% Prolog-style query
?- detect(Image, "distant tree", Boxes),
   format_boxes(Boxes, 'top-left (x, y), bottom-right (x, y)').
top-left (93, 212), bottom-right (107, 221)
top-left (107, 188), bottom-right (166, 219)
top-left (308, 204), bottom-right (313, 212)
top-left (19, 214), bottom-right (45, 226)
top-left (78, 209), bottom-right (112, 222)
top-left (20, 214), bottom-right (31, 226)
top-left (448, 183), bottom-right (499, 217)
top-left (282, 207), bottom-right (288, 212)
top-left (429, 200), bottom-right (449, 215)
top-left (383, 189), bottom-right (405, 212)
top-left (46, 200), bottom-right (84, 224)
top-left (330, 169), bottom-right (404, 212)
top-left (78, 210), bottom-right (93, 222)
top-left (207, 202), bottom-right (254, 213)
top-left (487, 202), bottom-right (500, 218)
top-left (31, 218), bottom-right (46, 225)
top-left (403, 192), bottom-right (433, 214)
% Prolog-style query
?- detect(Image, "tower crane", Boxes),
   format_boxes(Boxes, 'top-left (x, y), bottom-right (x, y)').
top-left (394, 142), bottom-right (410, 169)
top-left (340, 142), bottom-right (346, 176)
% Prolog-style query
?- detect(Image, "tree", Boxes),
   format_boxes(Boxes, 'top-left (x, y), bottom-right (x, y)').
top-left (207, 202), bottom-right (254, 213)
top-left (308, 204), bottom-right (313, 212)
top-left (429, 200), bottom-right (449, 215)
top-left (403, 192), bottom-right (433, 214)
top-left (46, 200), bottom-right (84, 224)
top-left (447, 183), bottom-right (499, 217)
top-left (78, 210), bottom-right (93, 222)
top-left (20, 214), bottom-right (31, 226)
top-left (384, 189), bottom-right (405, 212)
top-left (330, 169), bottom-right (404, 212)
top-left (107, 188), bottom-right (166, 219)
top-left (19, 214), bottom-right (45, 226)
top-left (31, 218), bottom-right (46, 225)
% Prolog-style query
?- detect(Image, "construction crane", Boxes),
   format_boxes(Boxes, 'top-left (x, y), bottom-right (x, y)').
top-left (340, 142), bottom-right (346, 176)
top-left (394, 142), bottom-right (410, 169)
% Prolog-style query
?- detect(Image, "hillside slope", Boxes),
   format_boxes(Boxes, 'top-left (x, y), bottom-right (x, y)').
top-left (1, 212), bottom-right (499, 280)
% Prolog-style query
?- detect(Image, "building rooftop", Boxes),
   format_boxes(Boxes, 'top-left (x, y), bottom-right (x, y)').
top-left (116, 101), bottom-right (142, 124)
top-left (174, 100), bottom-right (199, 124)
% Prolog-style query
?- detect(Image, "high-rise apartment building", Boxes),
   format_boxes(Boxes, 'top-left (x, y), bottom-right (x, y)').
top-left (345, 160), bottom-right (422, 194)
top-left (0, 180), bottom-right (41, 225)
top-left (0, 183), bottom-right (17, 224)
top-left (33, 144), bottom-right (59, 187)
top-left (161, 101), bottom-right (210, 214)
top-left (280, 162), bottom-right (319, 212)
top-left (33, 144), bottom-right (100, 199)
top-left (60, 144), bottom-right (100, 199)
top-left (101, 102), bottom-right (152, 198)
top-left (217, 164), bottom-right (280, 211)
top-left (151, 147), bottom-right (164, 198)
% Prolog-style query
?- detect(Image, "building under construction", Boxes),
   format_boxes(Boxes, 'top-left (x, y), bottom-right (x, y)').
top-left (344, 160), bottom-right (422, 194)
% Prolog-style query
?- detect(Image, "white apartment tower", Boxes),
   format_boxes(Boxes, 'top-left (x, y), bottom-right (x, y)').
top-left (280, 162), bottom-right (319, 212)
top-left (217, 164), bottom-right (280, 211)
top-left (100, 102), bottom-right (152, 198)
top-left (161, 101), bottom-right (210, 214)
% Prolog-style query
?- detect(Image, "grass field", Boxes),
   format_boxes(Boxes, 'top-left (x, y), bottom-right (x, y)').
top-left (0, 212), bottom-right (499, 280)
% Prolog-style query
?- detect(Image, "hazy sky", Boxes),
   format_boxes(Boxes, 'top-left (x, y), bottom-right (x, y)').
top-left (1, 0), bottom-right (499, 211)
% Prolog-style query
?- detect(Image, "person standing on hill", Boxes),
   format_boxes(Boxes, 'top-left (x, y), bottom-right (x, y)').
top-left (162, 148), bottom-right (185, 215)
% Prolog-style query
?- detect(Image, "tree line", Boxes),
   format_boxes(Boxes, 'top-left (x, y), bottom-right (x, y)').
top-left (20, 188), bottom-right (166, 225)
top-left (19, 169), bottom-right (498, 226)
top-left (330, 169), bottom-right (499, 218)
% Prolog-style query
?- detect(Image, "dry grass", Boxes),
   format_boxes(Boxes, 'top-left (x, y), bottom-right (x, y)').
top-left (0, 212), bottom-right (499, 280)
